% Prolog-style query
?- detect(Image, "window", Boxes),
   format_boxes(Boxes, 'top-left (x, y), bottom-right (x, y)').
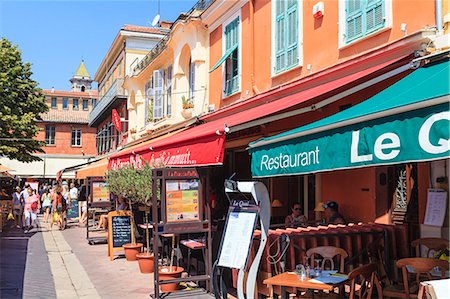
top-left (166, 65), bottom-right (172, 116)
top-left (189, 59), bottom-right (195, 100)
top-left (83, 99), bottom-right (89, 111)
top-left (45, 125), bottom-right (55, 145)
top-left (71, 129), bottom-right (82, 146)
top-left (51, 97), bottom-right (57, 109)
top-left (342, 0), bottom-right (387, 44)
top-left (153, 70), bottom-right (165, 120)
top-left (274, 0), bottom-right (299, 73)
top-left (144, 79), bottom-right (153, 125)
top-left (72, 99), bottom-right (79, 110)
top-left (92, 98), bottom-right (97, 108)
top-left (62, 98), bottom-right (68, 110)
top-left (224, 17), bottom-right (239, 96)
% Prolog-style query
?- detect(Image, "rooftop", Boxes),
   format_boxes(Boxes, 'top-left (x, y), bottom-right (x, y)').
top-left (42, 89), bottom-right (98, 98)
top-left (39, 109), bottom-right (90, 124)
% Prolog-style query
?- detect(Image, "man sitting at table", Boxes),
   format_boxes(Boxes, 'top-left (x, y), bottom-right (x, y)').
top-left (323, 201), bottom-right (346, 225)
top-left (285, 203), bottom-right (307, 228)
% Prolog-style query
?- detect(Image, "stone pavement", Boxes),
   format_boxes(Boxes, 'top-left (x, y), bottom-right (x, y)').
top-left (1, 216), bottom-right (154, 299)
top-left (61, 223), bottom-right (154, 299)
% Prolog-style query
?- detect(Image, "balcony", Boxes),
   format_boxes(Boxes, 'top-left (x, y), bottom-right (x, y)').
top-left (132, 0), bottom-right (216, 75)
top-left (89, 78), bottom-right (126, 127)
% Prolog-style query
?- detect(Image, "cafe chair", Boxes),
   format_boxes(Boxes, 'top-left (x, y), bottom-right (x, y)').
top-left (383, 257), bottom-right (449, 299)
top-left (306, 246), bottom-right (348, 273)
top-left (366, 235), bottom-right (391, 286)
top-left (411, 238), bottom-right (449, 258)
top-left (348, 263), bottom-right (382, 299)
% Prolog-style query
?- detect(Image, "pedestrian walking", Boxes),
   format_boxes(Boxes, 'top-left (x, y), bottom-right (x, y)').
top-left (11, 186), bottom-right (23, 228)
top-left (41, 188), bottom-right (52, 223)
top-left (23, 187), bottom-right (39, 232)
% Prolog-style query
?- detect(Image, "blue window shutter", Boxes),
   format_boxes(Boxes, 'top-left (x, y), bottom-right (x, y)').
top-left (366, 0), bottom-right (384, 33)
top-left (346, 0), bottom-right (363, 42)
top-left (286, 1), bottom-right (298, 68)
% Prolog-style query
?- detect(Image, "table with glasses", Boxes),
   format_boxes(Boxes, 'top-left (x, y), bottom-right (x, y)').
top-left (263, 270), bottom-right (348, 299)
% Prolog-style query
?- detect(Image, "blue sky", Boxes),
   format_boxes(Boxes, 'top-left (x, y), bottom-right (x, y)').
top-left (0, 0), bottom-right (197, 90)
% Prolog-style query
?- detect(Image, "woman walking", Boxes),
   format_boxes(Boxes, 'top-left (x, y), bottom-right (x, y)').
top-left (41, 188), bottom-right (52, 223)
top-left (11, 186), bottom-right (23, 228)
top-left (23, 187), bottom-right (39, 232)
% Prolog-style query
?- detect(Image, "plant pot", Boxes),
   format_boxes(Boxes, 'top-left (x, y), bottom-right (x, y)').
top-left (123, 243), bottom-right (143, 261)
top-left (136, 252), bottom-right (154, 273)
top-left (181, 109), bottom-right (193, 119)
top-left (158, 266), bottom-right (184, 292)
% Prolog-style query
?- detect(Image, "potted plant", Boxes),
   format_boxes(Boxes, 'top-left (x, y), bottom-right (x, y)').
top-left (106, 164), bottom-right (149, 261)
top-left (158, 235), bottom-right (184, 292)
top-left (181, 95), bottom-right (194, 119)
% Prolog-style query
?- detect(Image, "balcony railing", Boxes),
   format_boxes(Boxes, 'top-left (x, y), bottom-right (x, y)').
top-left (132, 0), bottom-right (216, 75)
top-left (89, 78), bottom-right (125, 126)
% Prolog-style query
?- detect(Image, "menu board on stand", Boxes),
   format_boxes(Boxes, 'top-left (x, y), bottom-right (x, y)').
top-left (108, 210), bottom-right (135, 260)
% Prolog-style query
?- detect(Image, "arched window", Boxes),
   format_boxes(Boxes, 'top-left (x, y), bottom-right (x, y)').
top-left (81, 85), bottom-right (86, 92)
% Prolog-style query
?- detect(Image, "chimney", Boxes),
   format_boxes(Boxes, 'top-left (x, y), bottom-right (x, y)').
top-left (51, 87), bottom-right (55, 93)
top-left (159, 21), bottom-right (172, 29)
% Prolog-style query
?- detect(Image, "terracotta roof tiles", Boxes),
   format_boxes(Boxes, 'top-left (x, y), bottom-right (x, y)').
top-left (122, 24), bottom-right (168, 34)
top-left (39, 109), bottom-right (90, 124)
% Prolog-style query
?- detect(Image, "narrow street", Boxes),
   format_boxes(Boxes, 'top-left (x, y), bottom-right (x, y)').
top-left (1, 216), bottom-right (153, 299)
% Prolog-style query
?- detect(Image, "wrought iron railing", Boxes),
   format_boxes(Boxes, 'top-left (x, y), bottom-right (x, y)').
top-left (132, 0), bottom-right (216, 75)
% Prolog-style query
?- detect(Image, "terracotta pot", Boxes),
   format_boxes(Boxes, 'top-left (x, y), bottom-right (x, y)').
top-left (181, 109), bottom-right (193, 119)
top-left (123, 243), bottom-right (143, 261)
top-left (158, 266), bottom-right (184, 292)
top-left (136, 252), bottom-right (154, 273)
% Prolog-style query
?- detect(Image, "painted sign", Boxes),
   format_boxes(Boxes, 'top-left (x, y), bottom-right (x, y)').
top-left (251, 104), bottom-right (450, 177)
top-left (112, 109), bottom-right (122, 132)
top-left (92, 181), bottom-right (109, 203)
top-left (165, 179), bottom-right (199, 222)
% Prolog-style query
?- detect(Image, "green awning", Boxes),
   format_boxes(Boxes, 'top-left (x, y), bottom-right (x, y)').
top-left (249, 58), bottom-right (450, 178)
top-left (209, 44), bottom-right (238, 73)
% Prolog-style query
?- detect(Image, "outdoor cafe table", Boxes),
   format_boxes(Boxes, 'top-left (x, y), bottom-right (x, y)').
top-left (263, 271), bottom-right (348, 299)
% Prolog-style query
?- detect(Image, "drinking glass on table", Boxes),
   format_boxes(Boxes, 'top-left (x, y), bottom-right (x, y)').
top-left (314, 259), bottom-right (322, 277)
top-left (296, 264), bottom-right (306, 281)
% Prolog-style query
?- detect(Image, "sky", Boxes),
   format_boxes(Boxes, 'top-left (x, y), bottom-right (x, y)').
top-left (0, 0), bottom-right (197, 90)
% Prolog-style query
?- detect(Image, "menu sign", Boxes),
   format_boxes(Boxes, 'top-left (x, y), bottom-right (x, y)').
top-left (218, 210), bottom-right (258, 269)
top-left (166, 179), bottom-right (199, 222)
top-left (92, 181), bottom-right (109, 203)
top-left (112, 216), bottom-right (132, 247)
top-left (424, 189), bottom-right (448, 227)
top-left (108, 210), bottom-right (135, 261)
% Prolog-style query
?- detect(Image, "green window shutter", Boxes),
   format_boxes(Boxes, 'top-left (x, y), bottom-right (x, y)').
top-left (275, 3), bottom-right (286, 72)
top-left (366, 0), bottom-right (385, 33)
top-left (224, 17), bottom-right (240, 95)
top-left (275, 0), bottom-right (298, 73)
top-left (286, 1), bottom-right (298, 69)
top-left (346, 0), bottom-right (363, 42)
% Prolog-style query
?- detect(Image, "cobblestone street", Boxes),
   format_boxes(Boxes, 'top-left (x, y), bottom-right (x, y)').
top-left (1, 216), bottom-right (153, 299)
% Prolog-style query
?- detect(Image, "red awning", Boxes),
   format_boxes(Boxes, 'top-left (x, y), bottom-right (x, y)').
top-left (108, 57), bottom-right (408, 169)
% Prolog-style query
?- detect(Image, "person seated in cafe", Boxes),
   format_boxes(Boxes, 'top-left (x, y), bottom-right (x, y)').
top-left (285, 203), bottom-right (308, 228)
top-left (323, 201), bottom-right (346, 225)
top-left (97, 196), bottom-right (129, 230)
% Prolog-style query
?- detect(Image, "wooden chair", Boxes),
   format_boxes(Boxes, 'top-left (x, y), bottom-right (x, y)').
top-left (306, 246), bottom-right (348, 273)
top-left (383, 258), bottom-right (449, 299)
top-left (348, 263), bottom-right (383, 299)
top-left (366, 235), bottom-right (391, 286)
top-left (411, 238), bottom-right (449, 258)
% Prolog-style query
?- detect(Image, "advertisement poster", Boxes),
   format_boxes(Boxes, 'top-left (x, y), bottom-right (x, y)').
top-left (166, 179), bottom-right (199, 222)
top-left (92, 182), bottom-right (109, 203)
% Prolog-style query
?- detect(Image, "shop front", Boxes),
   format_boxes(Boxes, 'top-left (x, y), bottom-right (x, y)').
top-left (248, 55), bottom-right (449, 249)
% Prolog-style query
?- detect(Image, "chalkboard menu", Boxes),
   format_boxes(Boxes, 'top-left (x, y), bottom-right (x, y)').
top-left (112, 216), bottom-right (132, 248)
top-left (108, 210), bottom-right (135, 260)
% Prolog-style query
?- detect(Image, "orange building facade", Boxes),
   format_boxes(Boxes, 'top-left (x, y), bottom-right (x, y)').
top-left (203, 0), bottom-right (446, 230)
